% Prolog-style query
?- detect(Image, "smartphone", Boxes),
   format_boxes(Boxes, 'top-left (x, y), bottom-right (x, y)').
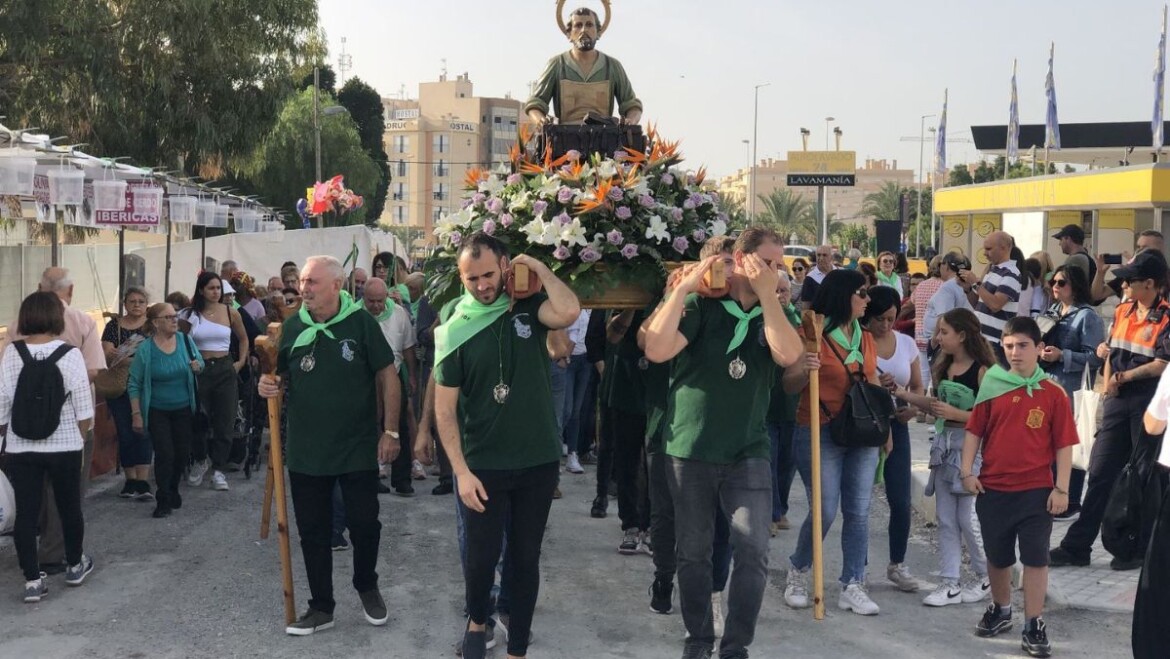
top-left (1103, 253), bottom-right (1123, 265)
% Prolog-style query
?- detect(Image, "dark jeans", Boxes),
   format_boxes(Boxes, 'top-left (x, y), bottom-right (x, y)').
top-left (288, 469), bottom-right (382, 614)
top-left (194, 356), bottom-right (238, 470)
top-left (1062, 392), bottom-right (1156, 557)
top-left (7, 451), bottom-right (84, 581)
top-left (883, 420), bottom-right (913, 564)
top-left (331, 482), bottom-right (346, 544)
top-left (148, 407), bottom-right (194, 508)
top-left (1133, 481), bottom-right (1170, 659)
top-left (647, 451), bottom-right (731, 587)
top-left (611, 408), bottom-right (650, 531)
top-left (768, 421), bottom-right (797, 520)
top-left (455, 474), bottom-right (511, 615)
top-left (562, 354), bottom-right (593, 455)
top-left (108, 393), bottom-right (152, 467)
top-left (386, 387), bottom-right (413, 488)
top-left (668, 456), bottom-right (771, 657)
top-left (461, 462), bottom-right (558, 658)
top-left (595, 404), bottom-right (615, 499)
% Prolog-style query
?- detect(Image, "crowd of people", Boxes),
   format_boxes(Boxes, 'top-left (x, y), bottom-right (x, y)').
top-left (1, 222), bottom-right (1168, 659)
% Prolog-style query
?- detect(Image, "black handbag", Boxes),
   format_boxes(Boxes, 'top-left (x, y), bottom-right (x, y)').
top-left (1102, 435), bottom-right (1166, 562)
top-left (819, 337), bottom-right (895, 448)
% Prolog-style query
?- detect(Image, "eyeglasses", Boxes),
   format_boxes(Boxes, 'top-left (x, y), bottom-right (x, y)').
top-left (880, 259), bottom-right (895, 265)
top-left (854, 288), bottom-right (869, 299)
top-left (1051, 279), bottom-right (1068, 288)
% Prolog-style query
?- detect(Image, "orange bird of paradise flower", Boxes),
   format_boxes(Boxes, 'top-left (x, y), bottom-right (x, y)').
top-left (574, 179), bottom-right (615, 215)
top-left (463, 166), bottom-right (489, 190)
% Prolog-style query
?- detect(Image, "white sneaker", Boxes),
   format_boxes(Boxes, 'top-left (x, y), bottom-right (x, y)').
top-left (637, 531), bottom-right (654, 556)
top-left (783, 567), bottom-right (810, 609)
top-left (711, 591), bottom-right (725, 638)
top-left (188, 459), bottom-right (209, 486)
top-left (961, 577), bottom-right (991, 603)
top-left (565, 452), bottom-right (584, 474)
top-left (887, 562), bottom-right (920, 592)
top-left (922, 581), bottom-right (962, 607)
top-left (411, 460), bottom-right (427, 480)
top-left (838, 582), bottom-right (880, 615)
top-left (212, 471), bottom-right (229, 491)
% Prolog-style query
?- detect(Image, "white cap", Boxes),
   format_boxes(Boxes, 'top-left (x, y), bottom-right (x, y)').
top-left (221, 280), bottom-right (236, 295)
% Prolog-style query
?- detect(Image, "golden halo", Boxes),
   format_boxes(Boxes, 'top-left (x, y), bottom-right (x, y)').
top-left (556, 0), bottom-right (612, 37)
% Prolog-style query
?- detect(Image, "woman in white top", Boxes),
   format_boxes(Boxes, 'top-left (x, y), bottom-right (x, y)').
top-left (863, 285), bottom-right (923, 594)
top-left (179, 271), bottom-right (248, 492)
top-left (0, 291), bottom-right (96, 603)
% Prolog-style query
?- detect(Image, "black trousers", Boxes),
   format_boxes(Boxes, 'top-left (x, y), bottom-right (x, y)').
top-left (1062, 392), bottom-right (1158, 556)
top-left (610, 408), bottom-right (650, 531)
top-left (648, 450), bottom-right (677, 581)
top-left (387, 387), bottom-right (413, 488)
top-left (1133, 477), bottom-right (1170, 659)
top-left (461, 461), bottom-right (558, 657)
top-left (595, 404), bottom-right (615, 499)
top-left (7, 451), bottom-right (84, 581)
top-left (193, 356), bottom-right (238, 469)
top-left (289, 469), bottom-right (381, 614)
top-left (149, 407), bottom-right (194, 508)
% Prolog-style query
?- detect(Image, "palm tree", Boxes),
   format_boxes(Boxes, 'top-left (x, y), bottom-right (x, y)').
top-left (755, 189), bottom-right (817, 244)
top-left (861, 180), bottom-right (905, 222)
top-left (715, 191), bottom-right (748, 230)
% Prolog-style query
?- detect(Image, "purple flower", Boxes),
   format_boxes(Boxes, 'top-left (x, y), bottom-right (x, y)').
top-left (499, 213), bottom-right (514, 228)
top-left (533, 199), bottom-right (548, 215)
top-left (566, 149), bottom-right (582, 162)
top-left (615, 206), bottom-right (633, 220)
top-left (482, 219), bottom-right (497, 235)
top-left (621, 243), bottom-right (639, 259)
top-left (689, 193), bottom-right (706, 207)
top-left (472, 192), bottom-right (486, 205)
top-left (580, 246), bottom-right (601, 262)
top-left (553, 245), bottom-right (571, 260)
top-left (557, 187), bottom-right (575, 204)
top-left (449, 231), bottom-right (463, 246)
top-left (672, 236), bottom-right (689, 254)
top-left (607, 186), bottom-right (625, 201)
top-left (614, 150), bottom-right (627, 160)
top-left (661, 173), bottom-right (674, 185)
top-left (554, 211), bottom-right (571, 225)
top-left (670, 207), bottom-right (684, 223)
top-left (638, 194), bottom-right (656, 208)
top-left (692, 228), bottom-right (708, 243)
top-left (506, 173), bottom-right (522, 185)
top-left (606, 229), bottom-right (623, 245)
top-left (461, 199), bottom-right (474, 210)
top-left (487, 197), bottom-right (504, 214)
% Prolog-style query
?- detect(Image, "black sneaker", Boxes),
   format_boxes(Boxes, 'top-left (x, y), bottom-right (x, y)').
top-left (976, 603), bottom-right (1013, 637)
top-left (152, 504), bottom-right (172, 519)
top-left (591, 495), bottom-right (608, 518)
top-left (453, 623), bottom-right (497, 656)
top-left (134, 481), bottom-right (155, 502)
top-left (1110, 556), bottom-right (1143, 571)
top-left (681, 638), bottom-right (714, 659)
top-left (1022, 617), bottom-right (1052, 657)
top-left (1048, 546), bottom-right (1090, 567)
top-left (650, 577), bottom-right (674, 614)
top-left (394, 483), bottom-right (416, 497)
top-left (332, 536), bottom-right (350, 552)
top-left (432, 481), bottom-right (454, 495)
top-left (171, 490), bottom-right (183, 509)
top-left (377, 482), bottom-right (392, 494)
top-left (285, 608), bottom-right (334, 636)
top-left (461, 629), bottom-right (487, 659)
top-left (119, 481), bottom-right (135, 498)
top-left (359, 589), bottom-right (388, 626)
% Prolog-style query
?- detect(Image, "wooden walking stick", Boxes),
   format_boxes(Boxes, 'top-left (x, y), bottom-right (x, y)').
top-left (801, 310), bottom-right (826, 621)
top-left (255, 321), bottom-right (296, 626)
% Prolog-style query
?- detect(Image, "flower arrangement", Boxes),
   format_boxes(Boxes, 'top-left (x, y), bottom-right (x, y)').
top-left (296, 174), bottom-right (364, 224)
top-left (425, 124), bottom-right (729, 307)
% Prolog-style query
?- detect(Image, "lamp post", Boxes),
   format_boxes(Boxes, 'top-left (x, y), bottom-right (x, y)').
top-left (916, 113), bottom-right (936, 257)
top-left (751, 83), bottom-right (770, 220)
top-left (820, 117), bottom-right (836, 244)
top-left (742, 139), bottom-right (751, 214)
top-left (824, 116), bottom-right (835, 150)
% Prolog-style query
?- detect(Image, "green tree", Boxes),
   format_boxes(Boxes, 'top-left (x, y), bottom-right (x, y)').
top-left (755, 189), bottom-right (816, 243)
top-left (948, 164), bottom-right (973, 186)
top-left (338, 77), bottom-right (390, 226)
top-left (239, 88), bottom-right (381, 227)
top-left (716, 192), bottom-right (748, 230)
top-left (831, 223), bottom-right (871, 254)
top-left (862, 181), bottom-right (907, 222)
top-left (0, 0), bottom-right (319, 178)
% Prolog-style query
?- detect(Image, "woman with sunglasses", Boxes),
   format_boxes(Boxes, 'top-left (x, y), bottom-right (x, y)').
top-left (782, 269), bottom-right (889, 616)
top-left (790, 257), bottom-right (809, 302)
top-left (1038, 265), bottom-right (1104, 522)
top-left (875, 251), bottom-right (904, 297)
top-left (129, 303), bottom-right (205, 518)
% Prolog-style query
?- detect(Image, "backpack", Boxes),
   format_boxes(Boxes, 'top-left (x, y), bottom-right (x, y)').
top-left (10, 340), bottom-right (74, 440)
top-left (820, 336), bottom-right (894, 449)
top-left (1102, 437), bottom-right (1167, 562)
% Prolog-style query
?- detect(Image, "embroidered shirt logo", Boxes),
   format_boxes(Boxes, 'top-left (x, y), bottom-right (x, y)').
top-left (340, 339), bottom-right (356, 362)
top-left (513, 316), bottom-right (532, 339)
top-left (1026, 407), bottom-right (1045, 429)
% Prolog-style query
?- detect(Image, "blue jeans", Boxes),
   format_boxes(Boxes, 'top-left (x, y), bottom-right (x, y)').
top-left (790, 425), bottom-right (880, 585)
top-left (562, 354), bottom-right (592, 454)
top-left (108, 392), bottom-right (152, 467)
top-left (549, 360), bottom-right (567, 437)
top-left (455, 474), bottom-right (511, 614)
top-left (713, 506), bottom-right (732, 592)
top-left (883, 420), bottom-right (912, 564)
top-left (768, 421), bottom-right (798, 520)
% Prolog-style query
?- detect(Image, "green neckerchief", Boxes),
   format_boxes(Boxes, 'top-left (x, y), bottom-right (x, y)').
top-left (827, 319), bottom-right (863, 365)
top-left (783, 302), bottom-right (802, 328)
top-left (935, 379), bottom-right (976, 435)
top-left (374, 306), bottom-right (394, 323)
top-left (876, 271), bottom-right (900, 289)
top-left (973, 364), bottom-right (1048, 407)
top-left (396, 283), bottom-right (412, 305)
top-left (719, 299), bottom-right (763, 354)
top-left (291, 291), bottom-right (364, 350)
top-left (433, 292), bottom-right (511, 367)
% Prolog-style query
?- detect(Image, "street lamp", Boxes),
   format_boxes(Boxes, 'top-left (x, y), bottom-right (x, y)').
top-left (824, 116), bottom-right (835, 150)
top-left (741, 139), bottom-right (750, 210)
top-left (916, 113), bottom-right (936, 257)
top-left (751, 83), bottom-right (771, 220)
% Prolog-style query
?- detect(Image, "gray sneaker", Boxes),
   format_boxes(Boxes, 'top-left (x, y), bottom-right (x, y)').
top-left (188, 459), bottom-right (209, 486)
top-left (286, 608), bottom-right (335, 636)
top-left (359, 589), bottom-right (388, 626)
top-left (453, 624), bottom-right (496, 656)
top-left (23, 574), bottom-right (48, 603)
top-left (64, 555), bottom-right (94, 586)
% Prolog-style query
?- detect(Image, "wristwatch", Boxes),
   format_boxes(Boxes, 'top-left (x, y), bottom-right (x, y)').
top-left (383, 430), bottom-right (400, 439)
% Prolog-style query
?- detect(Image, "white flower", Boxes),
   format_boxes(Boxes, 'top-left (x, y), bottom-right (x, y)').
top-left (628, 177), bottom-right (650, 197)
top-left (708, 219), bottom-right (728, 237)
top-left (508, 190), bottom-right (532, 213)
top-left (596, 159), bottom-right (618, 179)
top-left (646, 215), bottom-right (671, 243)
top-left (522, 219), bottom-right (560, 246)
top-left (536, 175), bottom-right (561, 198)
top-left (478, 175), bottom-right (505, 196)
top-left (559, 217), bottom-right (589, 247)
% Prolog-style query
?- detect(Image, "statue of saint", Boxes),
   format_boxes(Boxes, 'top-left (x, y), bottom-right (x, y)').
top-left (524, 2), bottom-right (642, 126)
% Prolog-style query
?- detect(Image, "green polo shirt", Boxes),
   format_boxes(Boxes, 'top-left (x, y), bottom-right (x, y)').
top-left (663, 294), bottom-right (776, 464)
top-left (277, 308), bottom-right (395, 476)
top-left (434, 293), bottom-right (561, 471)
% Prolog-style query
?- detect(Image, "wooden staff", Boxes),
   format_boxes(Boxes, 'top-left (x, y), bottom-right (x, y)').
top-left (801, 310), bottom-right (826, 621)
top-left (255, 322), bottom-right (296, 626)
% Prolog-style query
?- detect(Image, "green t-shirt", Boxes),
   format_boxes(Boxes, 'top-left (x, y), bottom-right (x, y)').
top-left (606, 310), bottom-right (650, 415)
top-left (434, 293), bottom-right (561, 471)
top-left (663, 294), bottom-right (777, 464)
top-left (277, 308), bottom-right (395, 476)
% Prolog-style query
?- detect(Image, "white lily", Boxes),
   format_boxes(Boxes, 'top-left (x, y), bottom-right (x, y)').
top-left (708, 219), bottom-right (728, 237)
top-left (646, 215), bottom-right (670, 243)
top-left (522, 218), bottom-right (556, 245)
top-left (536, 175), bottom-right (561, 198)
top-left (508, 190), bottom-right (532, 213)
top-left (559, 217), bottom-right (589, 247)
top-left (479, 176), bottom-right (505, 195)
top-left (596, 159), bottom-right (618, 179)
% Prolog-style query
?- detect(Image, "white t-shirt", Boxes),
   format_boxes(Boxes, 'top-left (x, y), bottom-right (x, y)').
top-left (377, 306), bottom-right (416, 370)
top-left (0, 340), bottom-right (94, 453)
top-left (876, 332), bottom-right (919, 388)
top-left (1144, 368), bottom-right (1170, 468)
top-left (566, 310), bottom-right (592, 356)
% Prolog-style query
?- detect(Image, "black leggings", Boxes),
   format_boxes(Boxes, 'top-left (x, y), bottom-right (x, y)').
top-left (149, 407), bottom-right (194, 507)
top-left (7, 451), bottom-right (84, 580)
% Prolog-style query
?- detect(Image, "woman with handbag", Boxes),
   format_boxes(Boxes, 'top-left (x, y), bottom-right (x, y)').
top-left (782, 269), bottom-right (891, 616)
top-left (1038, 265), bottom-right (1105, 521)
top-left (100, 286), bottom-right (152, 500)
top-left (128, 303), bottom-right (204, 518)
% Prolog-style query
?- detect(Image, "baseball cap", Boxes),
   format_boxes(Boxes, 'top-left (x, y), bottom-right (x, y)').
top-left (1112, 249), bottom-right (1168, 283)
top-left (1052, 224), bottom-right (1085, 243)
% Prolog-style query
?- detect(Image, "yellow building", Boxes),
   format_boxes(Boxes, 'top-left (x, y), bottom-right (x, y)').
top-left (381, 73), bottom-right (522, 242)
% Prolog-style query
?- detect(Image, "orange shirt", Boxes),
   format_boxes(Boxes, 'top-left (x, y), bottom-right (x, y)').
top-left (797, 329), bottom-right (878, 426)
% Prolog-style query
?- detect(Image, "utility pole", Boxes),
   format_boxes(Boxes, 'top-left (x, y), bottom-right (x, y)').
top-left (750, 83), bottom-right (770, 220)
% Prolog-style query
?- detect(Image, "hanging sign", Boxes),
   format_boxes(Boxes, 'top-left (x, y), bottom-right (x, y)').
top-left (94, 180), bottom-right (161, 226)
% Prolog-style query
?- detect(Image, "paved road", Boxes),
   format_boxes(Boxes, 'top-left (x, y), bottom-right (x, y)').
top-left (0, 449), bottom-right (1134, 658)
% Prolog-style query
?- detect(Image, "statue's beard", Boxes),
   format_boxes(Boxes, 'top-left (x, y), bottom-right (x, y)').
top-left (574, 36), bottom-right (596, 51)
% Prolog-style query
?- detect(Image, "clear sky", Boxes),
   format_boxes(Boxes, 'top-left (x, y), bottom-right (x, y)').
top-left (319, 0), bottom-right (1170, 180)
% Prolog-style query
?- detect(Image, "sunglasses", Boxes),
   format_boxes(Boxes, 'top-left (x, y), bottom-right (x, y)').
top-left (793, 266), bottom-right (805, 272)
top-left (854, 288), bottom-right (870, 299)
top-left (1051, 279), bottom-right (1068, 288)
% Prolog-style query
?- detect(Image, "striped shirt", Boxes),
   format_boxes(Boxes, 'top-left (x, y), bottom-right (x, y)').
top-left (974, 261), bottom-right (1023, 345)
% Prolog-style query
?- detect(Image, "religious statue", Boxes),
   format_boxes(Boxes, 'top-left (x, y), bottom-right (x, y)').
top-left (524, 1), bottom-right (643, 126)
